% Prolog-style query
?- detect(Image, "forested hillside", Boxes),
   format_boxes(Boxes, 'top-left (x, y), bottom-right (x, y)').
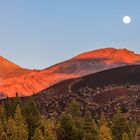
top-left (0, 95), bottom-right (140, 140)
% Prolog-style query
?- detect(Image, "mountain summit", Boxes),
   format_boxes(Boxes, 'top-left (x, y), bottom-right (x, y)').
top-left (75, 48), bottom-right (140, 63)
top-left (0, 47), bottom-right (140, 97)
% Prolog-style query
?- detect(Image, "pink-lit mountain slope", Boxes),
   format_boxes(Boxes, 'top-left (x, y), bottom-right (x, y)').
top-left (1, 48), bottom-right (140, 97)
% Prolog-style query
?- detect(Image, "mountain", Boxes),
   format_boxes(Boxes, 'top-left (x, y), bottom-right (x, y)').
top-left (35, 48), bottom-right (140, 85)
top-left (0, 56), bottom-right (49, 97)
top-left (34, 65), bottom-right (140, 119)
top-left (1, 48), bottom-right (140, 97)
top-left (0, 56), bottom-right (31, 79)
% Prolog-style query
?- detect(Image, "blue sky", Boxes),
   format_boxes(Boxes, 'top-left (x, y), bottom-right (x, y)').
top-left (0, 0), bottom-right (140, 69)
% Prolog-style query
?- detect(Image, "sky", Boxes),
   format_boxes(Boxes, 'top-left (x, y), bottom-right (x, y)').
top-left (0, 0), bottom-right (140, 69)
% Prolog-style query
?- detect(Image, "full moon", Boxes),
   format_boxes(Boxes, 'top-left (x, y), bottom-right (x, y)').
top-left (123, 16), bottom-right (131, 24)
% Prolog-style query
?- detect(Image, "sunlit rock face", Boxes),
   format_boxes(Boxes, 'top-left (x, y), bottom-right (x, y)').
top-left (1, 47), bottom-right (140, 97)
top-left (0, 56), bottom-right (31, 79)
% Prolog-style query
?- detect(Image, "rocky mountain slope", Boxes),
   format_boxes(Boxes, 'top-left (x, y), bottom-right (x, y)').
top-left (0, 56), bottom-right (31, 79)
top-left (0, 56), bottom-right (49, 97)
top-left (1, 48), bottom-right (140, 97)
top-left (33, 65), bottom-right (140, 120)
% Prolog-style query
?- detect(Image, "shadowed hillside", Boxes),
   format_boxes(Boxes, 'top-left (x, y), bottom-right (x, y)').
top-left (33, 65), bottom-right (140, 120)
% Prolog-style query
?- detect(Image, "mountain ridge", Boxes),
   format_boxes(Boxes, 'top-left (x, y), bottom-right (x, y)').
top-left (34, 65), bottom-right (140, 118)
top-left (1, 47), bottom-right (140, 97)
top-left (0, 55), bottom-right (32, 79)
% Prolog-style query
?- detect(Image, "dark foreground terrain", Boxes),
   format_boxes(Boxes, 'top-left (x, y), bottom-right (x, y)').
top-left (33, 65), bottom-right (140, 121)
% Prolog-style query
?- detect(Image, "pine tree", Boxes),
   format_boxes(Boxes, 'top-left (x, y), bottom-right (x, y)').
top-left (121, 132), bottom-right (129, 140)
top-left (24, 96), bottom-right (40, 138)
top-left (4, 93), bottom-right (22, 118)
top-left (111, 111), bottom-right (131, 140)
top-left (129, 120), bottom-right (137, 138)
top-left (6, 117), bottom-right (17, 140)
top-left (60, 111), bottom-right (83, 140)
top-left (98, 112), bottom-right (112, 140)
top-left (66, 100), bottom-right (81, 117)
top-left (83, 110), bottom-right (98, 140)
top-left (0, 118), bottom-right (8, 140)
top-left (99, 125), bottom-right (112, 140)
top-left (135, 127), bottom-right (140, 140)
top-left (60, 113), bottom-right (75, 140)
top-left (14, 105), bottom-right (28, 140)
top-left (32, 128), bottom-right (45, 140)
top-left (39, 116), bottom-right (57, 140)
top-left (69, 100), bottom-right (84, 140)
top-left (6, 105), bottom-right (28, 140)
top-left (4, 98), bottom-right (14, 118)
top-left (0, 105), bottom-right (7, 132)
top-left (99, 112), bottom-right (108, 127)
top-left (13, 93), bottom-right (22, 110)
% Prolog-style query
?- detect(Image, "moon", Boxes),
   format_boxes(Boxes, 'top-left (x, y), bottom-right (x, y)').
top-left (123, 16), bottom-right (131, 24)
